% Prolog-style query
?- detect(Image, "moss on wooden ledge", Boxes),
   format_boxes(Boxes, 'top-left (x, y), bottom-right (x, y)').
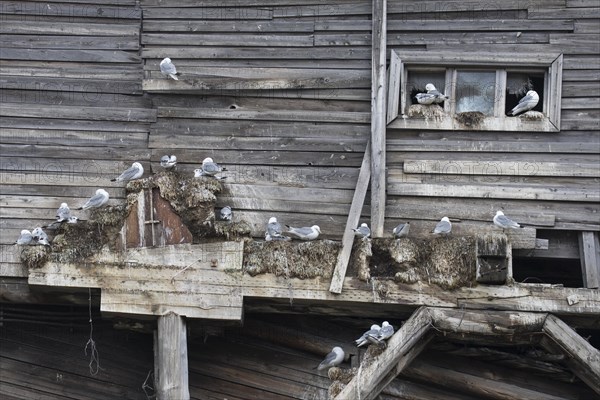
top-left (243, 239), bottom-right (342, 279)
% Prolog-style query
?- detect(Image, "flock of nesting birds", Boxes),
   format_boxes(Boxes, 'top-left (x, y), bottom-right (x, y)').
top-left (415, 83), bottom-right (539, 116)
top-left (14, 147), bottom-right (524, 248)
top-left (317, 321), bottom-right (395, 371)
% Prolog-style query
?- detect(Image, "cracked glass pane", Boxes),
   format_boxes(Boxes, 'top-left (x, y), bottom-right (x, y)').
top-left (455, 71), bottom-right (496, 115)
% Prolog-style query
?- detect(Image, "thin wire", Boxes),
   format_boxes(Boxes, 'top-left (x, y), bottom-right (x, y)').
top-left (84, 288), bottom-right (103, 376)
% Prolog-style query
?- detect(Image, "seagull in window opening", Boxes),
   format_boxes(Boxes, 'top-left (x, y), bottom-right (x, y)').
top-left (219, 206), bottom-right (232, 221)
top-left (286, 224), bottom-right (321, 241)
top-left (160, 57), bottom-right (180, 80)
top-left (508, 90), bottom-right (539, 116)
top-left (55, 202), bottom-right (71, 222)
top-left (76, 189), bottom-right (109, 210)
top-left (15, 230), bottom-right (35, 246)
top-left (31, 227), bottom-right (50, 246)
top-left (265, 216), bottom-right (289, 241)
top-left (352, 222), bottom-right (371, 239)
top-left (392, 222), bottom-right (410, 238)
top-left (111, 162), bottom-right (144, 182)
top-left (493, 210), bottom-right (522, 229)
top-left (355, 324), bottom-right (381, 347)
top-left (160, 155), bottom-right (177, 170)
top-left (426, 83), bottom-right (449, 104)
top-left (433, 217), bottom-right (452, 235)
top-left (317, 347), bottom-right (345, 371)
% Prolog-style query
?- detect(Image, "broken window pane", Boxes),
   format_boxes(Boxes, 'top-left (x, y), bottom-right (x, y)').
top-left (455, 70), bottom-right (496, 115)
top-left (406, 70), bottom-right (446, 108)
top-left (505, 71), bottom-right (545, 115)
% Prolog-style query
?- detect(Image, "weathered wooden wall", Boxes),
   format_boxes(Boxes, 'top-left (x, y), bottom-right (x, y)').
top-left (0, 0), bottom-right (154, 276)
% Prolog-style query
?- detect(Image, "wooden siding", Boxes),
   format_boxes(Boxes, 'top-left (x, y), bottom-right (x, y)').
top-left (1, 0), bottom-right (599, 277)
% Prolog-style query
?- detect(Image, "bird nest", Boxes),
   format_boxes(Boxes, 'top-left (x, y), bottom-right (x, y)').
top-left (517, 110), bottom-right (544, 120)
top-left (455, 111), bottom-right (485, 127)
top-left (243, 239), bottom-right (341, 279)
top-left (407, 104), bottom-right (446, 120)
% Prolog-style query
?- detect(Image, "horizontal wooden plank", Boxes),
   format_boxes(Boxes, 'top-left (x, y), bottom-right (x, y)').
top-left (426, 43), bottom-right (598, 56)
top-left (1, 89), bottom-right (149, 109)
top-left (0, 117), bottom-right (151, 133)
top-left (142, 33), bottom-right (313, 47)
top-left (561, 97), bottom-right (600, 109)
top-left (0, 62), bottom-right (142, 79)
top-left (316, 19), bottom-right (575, 32)
top-left (142, 20), bottom-right (314, 32)
top-left (222, 184), bottom-right (354, 204)
top-left (563, 55), bottom-right (600, 70)
top-left (528, 6), bottom-right (600, 19)
top-left (143, 58), bottom-right (372, 69)
top-left (574, 20), bottom-right (600, 33)
top-left (0, 129), bottom-right (148, 148)
top-left (0, 171), bottom-right (131, 188)
top-left (157, 107), bottom-right (370, 123)
top-left (316, 32), bottom-right (550, 46)
top-left (1, 76), bottom-right (142, 95)
top-left (562, 81), bottom-right (600, 97)
top-left (141, 47), bottom-right (373, 60)
top-left (143, 7), bottom-right (273, 19)
top-left (0, 48), bottom-right (141, 63)
top-left (402, 160), bottom-right (600, 178)
top-left (0, 103), bottom-right (156, 122)
top-left (0, 1), bottom-right (141, 19)
top-left (0, 21), bottom-right (139, 36)
top-left (0, 35), bottom-right (139, 50)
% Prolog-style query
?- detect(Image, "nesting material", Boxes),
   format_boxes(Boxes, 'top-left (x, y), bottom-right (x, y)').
top-left (408, 104), bottom-right (446, 120)
top-left (518, 110), bottom-right (544, 120)
top-left (370, 237), bottom-right (477, 290)
top-left (213, 220), bottom-right (252, 240)
top-left (19, 246), bottom-right (50, 269)
top-left (243, 239), bottom-right (341, 279)
top-left (456, 111), bottom-right (485, 127)
top-left (328, 381), bottom-right (346, 399)
top-left (348, 239), bottom-right (372, 282)
top-left (328, 367), bottom-right (357, 384)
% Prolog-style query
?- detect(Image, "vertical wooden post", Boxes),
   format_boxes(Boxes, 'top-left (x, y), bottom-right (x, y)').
top-left (370, 0), bottom-right (387, 238)
top-left (578, 231), bottom-right (599, 288)
top-left (156, 312), bottom-right (190, 400)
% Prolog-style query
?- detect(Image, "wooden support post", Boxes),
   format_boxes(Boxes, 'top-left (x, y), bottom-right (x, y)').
top-left (156, 312), bottom-right (190, 400)
top-left (578, 231), bottom-right (599, 288)
top-left (542, 314), bottom-right (600, 396)
top-left (370, 0), bottom-right (387, 238)
top-left (335, 306), bottom-right (431, 400)
top-left (329, 142), bottom-right (371, 294)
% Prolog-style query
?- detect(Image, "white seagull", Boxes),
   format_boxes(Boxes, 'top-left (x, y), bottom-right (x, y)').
top-left (111, 162), bottom-right (143, 182)
top-left (15, 230), bottom-right (35, 245)
top-left (493, 210), bottom-right (521, 229)
top-left (31, 227), bottom-right (50, 246)
top-left (426, 83), bottom-right (449, 104)
top-left (55, 202), bottom-right (71, 222)
top-left (195, 157), bottom-right (227, 178)
top-left (77, 189), bottom-right (109, 210)
top-left (219, 206), bottom-right (232, 221)
top-left (355, 324), bottom-right (381, 347)
top-left (160, 57), bottom-right (180, 80)
top-left (433, 217), bottom-right (452, 235)
top-left (160, 155), bottom-right (177, 170)
top-left (286, 224), bottom-right (321, 241)
top-left (375, 321), bottom-right (395, 343)
top-left (265, 216), bottom-right (287, 241)
top-left (508, 90), bottom-right (539, 116)
top-left (317, 347), bottom-right (345, 371)
top-left (352, 222), bottom-right (371, 239)
top-left (392, 222), bottom-right (410, 238)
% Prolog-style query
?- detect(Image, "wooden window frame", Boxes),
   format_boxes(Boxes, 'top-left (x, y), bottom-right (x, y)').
top-left (386, 51), bottom-right (563, 132)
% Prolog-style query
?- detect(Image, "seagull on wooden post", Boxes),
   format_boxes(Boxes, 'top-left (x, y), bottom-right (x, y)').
top-left (493, 210), bottom-right (521, 230)
top-left (160, 57), bottom-right (180, 80)
top-left (508, 90), bottom-right (539, 116)
top-left (433, 217), bottom-right (452, 235)
top-left (111, 162), bottom-right (144, 182)
top-left (317, 346), bottom-right (345, 371)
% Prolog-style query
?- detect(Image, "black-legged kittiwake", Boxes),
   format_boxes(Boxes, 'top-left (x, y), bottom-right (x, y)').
top-left (160, 58), bottom-right (180, 80)
top-left (32, 227), bottom-right (50, 246)
top-left (433, 217), bottom-right (452, 235)
top-left (77, 189), bottom-right (109, 210)
top-left (352, 222), bottom-right (371, 239)
top-left (317, 346), bottom-right (344, 371)
top-left (265, 217), bottom-right (289, 241)
top-left (55, 202), bottom-right (71, 222)
top-left (392, 222), bottom-right (410, 238)
top-left (493, 210), bottom-right (521, 229)
top-left (375, 321), bottom-right (394, 343)
top-left (286, 224), bottom-right (321, 241)
top-left (219, 206), bottom-right (232, 221)
top-left (160, 155), bottom-right (177, 170)
top-left (15, 230), bottom-right (34, 245)
top-left (426, 83), bottom-right (449, 104)
top-left (508, 90), bottom-right (539, 116)
top-left (355, 324), bottom-right (381, 347)
top-left (111, 162), bottom-right (143, 182)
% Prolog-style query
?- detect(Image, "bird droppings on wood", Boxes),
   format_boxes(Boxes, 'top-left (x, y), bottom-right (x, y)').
top-left (518, 110), bottom-right (544, 120)
top-left (243, 239), bottom-right (341, 279)
top-left (370, 237), bottom-right (477, 290)
top-left (328, 380), bottom-right (346, 399)
top-left (407, 104), bottom-right (446, 120)
top-left (348, 239), bottom-right (372, 282)
top-left (328, 366), bottom-right (357, 384)
top-left (456, 111), bottom-right (485, 127)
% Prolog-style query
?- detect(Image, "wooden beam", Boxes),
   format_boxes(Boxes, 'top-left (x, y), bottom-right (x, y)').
top-left (541, 314), bottom-right (600, 396)
top-left (329, 142), bottom-right (371, 294)
top-left (334, 306), bottom-right (431, 400)
top-left (370, 0), bottom-right (387, 238)
top-left (578, 231), bottom-right (600, 288)
top-left (156, 312), bottom-right (190, 400)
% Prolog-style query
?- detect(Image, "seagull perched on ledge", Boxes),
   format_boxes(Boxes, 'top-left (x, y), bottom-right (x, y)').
top-left (317, 347), bottom-right (345, 371)
top-left (352, 223), bottom-right (371, 239)
top-left (393, 222), bottom-right (410, 238)
top-left (508, 90), bottom-right (539, 116)
top-left (111, 162), bottom-right (143, 182)
top-left (433, 217), bottom-right (452, 235)
top-left (286, 224), bottom-right (321, 241)
top-left (493, 210), bottom-right (521, 229)
top-left (160, 57), bottom-right (180, 80)
top-left (77, 189), bottom-right (109, 210)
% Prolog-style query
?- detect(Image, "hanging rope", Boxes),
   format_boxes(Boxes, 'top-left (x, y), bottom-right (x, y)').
top-left (84, 288), bottom-right (103, 376)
